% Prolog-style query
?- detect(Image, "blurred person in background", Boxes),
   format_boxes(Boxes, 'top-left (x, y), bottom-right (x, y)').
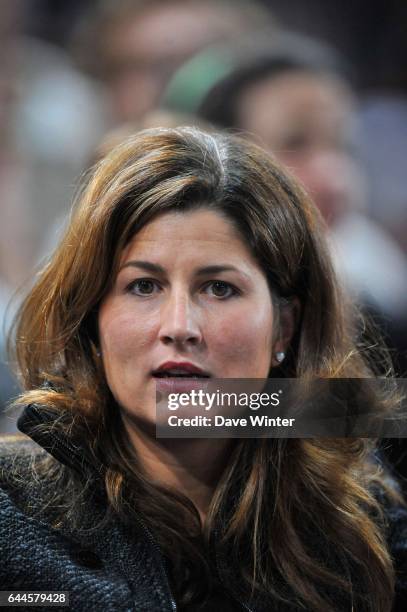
top-left (74, 0), bottom-right (275, 124)
top-left (0, 0), bottom-right (32, 289)
top-left (0, 1), bottom-right (107, 292)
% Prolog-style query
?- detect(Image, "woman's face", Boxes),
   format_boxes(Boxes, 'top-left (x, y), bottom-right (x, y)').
top-left (98, 208), bottom-right (276, 424)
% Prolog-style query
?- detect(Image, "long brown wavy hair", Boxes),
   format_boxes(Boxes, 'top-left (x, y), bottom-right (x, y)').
top-left (10, 127), bottom-right (403, 611)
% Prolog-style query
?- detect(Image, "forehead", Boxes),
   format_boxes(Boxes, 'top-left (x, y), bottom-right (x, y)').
top-left (119, 208), bottom-right (256, 264)
top-left (248, 71), bottom-right (350, 107)
top-left (105, 3), bottom-right (233, 63)
top-left (239, 71), bottom-right (352, 135)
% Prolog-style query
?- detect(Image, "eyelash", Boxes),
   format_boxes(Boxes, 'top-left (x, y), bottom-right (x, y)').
top-left (126, 278), bottom-right (239, 299)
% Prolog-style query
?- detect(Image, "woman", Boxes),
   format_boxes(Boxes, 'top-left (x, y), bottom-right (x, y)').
top-left (1, 127), bottom-right (406, 611)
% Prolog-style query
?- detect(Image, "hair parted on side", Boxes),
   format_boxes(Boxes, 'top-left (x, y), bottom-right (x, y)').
top-left (10, 126), bottom-right (401, 611)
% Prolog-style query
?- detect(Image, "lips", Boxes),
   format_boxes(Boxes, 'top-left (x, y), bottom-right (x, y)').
top-left (152, 361), bottom-right (211, 378)
top-left (152, 361), bottom-right (211, 395)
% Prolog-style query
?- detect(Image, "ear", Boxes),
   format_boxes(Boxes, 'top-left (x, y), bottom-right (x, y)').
top-left (272, 297), bottom-right (301, 366)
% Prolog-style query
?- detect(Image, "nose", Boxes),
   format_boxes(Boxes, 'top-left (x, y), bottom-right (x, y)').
top-left (158, 289), bottom-right (203, 347)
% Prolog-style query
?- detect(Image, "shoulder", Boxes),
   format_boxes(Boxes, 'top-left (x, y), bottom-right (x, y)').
top-left (0, 432), bottom-right (107, 529)
top-left (0, 434), bottom-right (49, 539)
top-left (0, 433), bottom-right (64, 523)
top-left (0, 433), bottom-right (48, 485)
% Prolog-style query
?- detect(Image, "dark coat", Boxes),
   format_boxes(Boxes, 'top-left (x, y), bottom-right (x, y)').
top-left (1, 403), bottom-right (407, 611)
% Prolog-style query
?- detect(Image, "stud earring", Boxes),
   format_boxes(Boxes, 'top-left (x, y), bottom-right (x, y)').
top-left (275, 351), bottom-right (285, 363)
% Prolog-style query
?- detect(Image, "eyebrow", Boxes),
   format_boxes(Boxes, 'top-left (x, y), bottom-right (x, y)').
top-left (119, 260), bottom-right (246, 277)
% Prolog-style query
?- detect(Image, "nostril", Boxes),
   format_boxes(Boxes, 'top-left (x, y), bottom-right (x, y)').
top-left (161, 335), bottom-right (200, 346)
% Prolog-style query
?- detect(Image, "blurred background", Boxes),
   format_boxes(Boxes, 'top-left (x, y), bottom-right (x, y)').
top-left (0, 0), bottom-right (406, 476)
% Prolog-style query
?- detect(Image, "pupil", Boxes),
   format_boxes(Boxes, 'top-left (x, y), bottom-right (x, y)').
top-left (139, 280), bottom-right (152, 293)
top-left (213, 282), bottom-right (227, 296)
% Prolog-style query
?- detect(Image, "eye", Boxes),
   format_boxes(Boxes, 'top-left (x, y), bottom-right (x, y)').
top-left (127, 278), bottom-right (159, 296)
top-left (204, 281), bottom-right (238, 299)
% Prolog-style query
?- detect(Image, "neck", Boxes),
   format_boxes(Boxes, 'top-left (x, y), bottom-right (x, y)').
top-left (121, 413), bottom-right (235, 524)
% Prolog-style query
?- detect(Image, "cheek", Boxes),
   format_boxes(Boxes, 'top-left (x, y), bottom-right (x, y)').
top-left (98, 304), bottom-right (155, 367)
top-left (210, 302), bottom-right (274, 366)
top-left (98, 304), bottom-right (159, 412)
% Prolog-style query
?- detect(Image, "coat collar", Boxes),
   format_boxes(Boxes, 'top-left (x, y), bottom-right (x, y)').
top-left (17, 402), bottom-right (106, 488)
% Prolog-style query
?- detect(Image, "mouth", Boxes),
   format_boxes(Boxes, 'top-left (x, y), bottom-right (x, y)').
top-left (152, 362), bottom-right (212, 379)
top-left (152, 372), bottom-right (210, 379)
top-left (152, 364), bottom-right (212, 395)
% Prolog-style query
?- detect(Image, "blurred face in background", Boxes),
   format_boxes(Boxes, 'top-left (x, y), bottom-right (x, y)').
top-left (236, 71), bottom-right (360, 226)
top-left (102, 1), bottom-right (252, 123)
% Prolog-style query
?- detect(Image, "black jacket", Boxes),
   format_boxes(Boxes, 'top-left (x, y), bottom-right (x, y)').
top-left (1, 403), bottom-right (407, 611)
